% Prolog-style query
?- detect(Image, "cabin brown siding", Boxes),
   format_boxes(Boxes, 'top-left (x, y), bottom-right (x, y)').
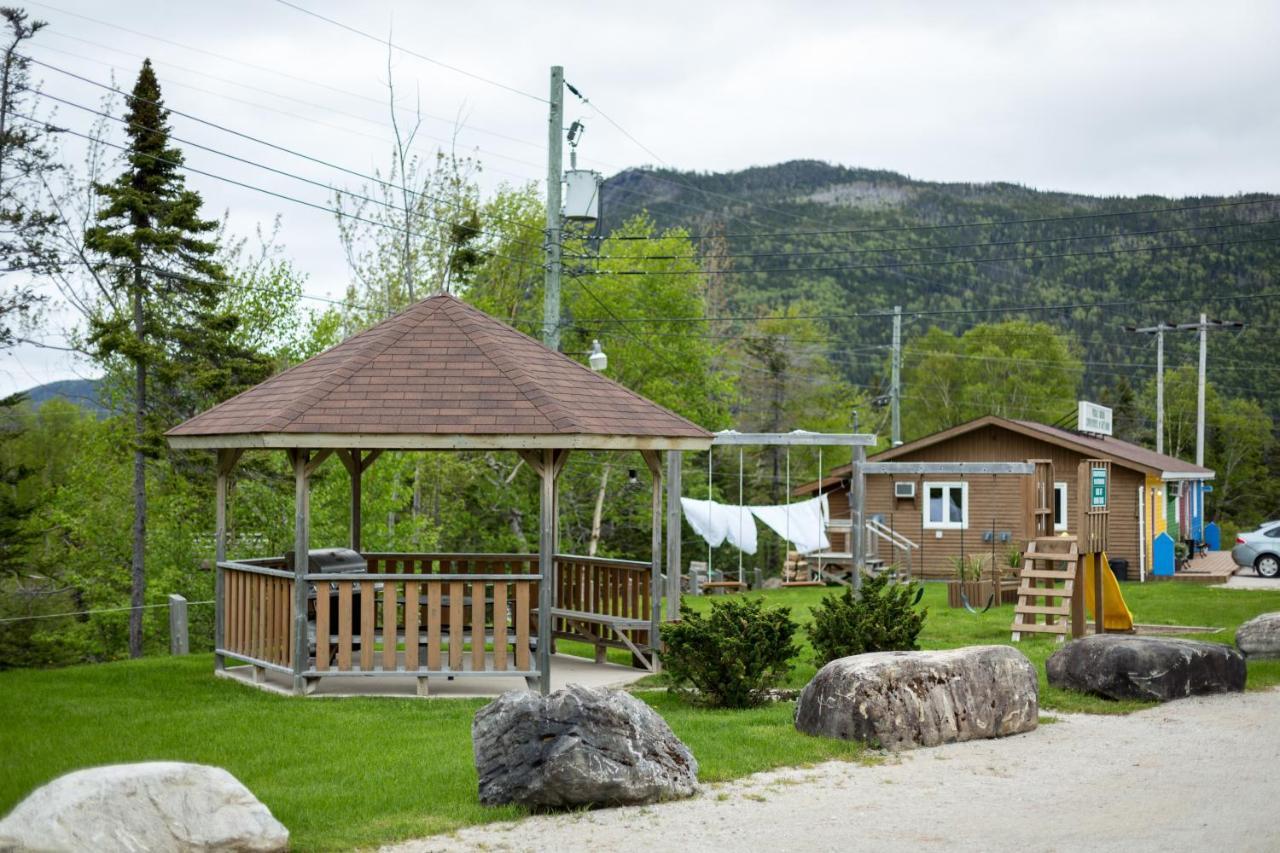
top-left (834, 423), bottom-right (1149, 579)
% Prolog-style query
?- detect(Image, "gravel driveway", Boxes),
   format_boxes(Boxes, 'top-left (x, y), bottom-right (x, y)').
top-left (388, 688), bottom-right (1280, 853)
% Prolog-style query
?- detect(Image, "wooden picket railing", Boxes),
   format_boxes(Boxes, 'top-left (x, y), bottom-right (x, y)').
top-left (552, 554), bottom-right (652, 659)
top-left (308, 572), bottom-right (537, 676)
top-left (220, 561), bottom-right (293, 670)
top-left (217, 551), bottom-right (657, 682)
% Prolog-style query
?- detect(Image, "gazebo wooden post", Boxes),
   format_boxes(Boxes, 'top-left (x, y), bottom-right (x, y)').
top-left (348, 450), bottom-right (361, 553)
top-left (290, 448), bottom-right (311, 695)
top-left (337, 449), bottom-right (361, 552)
top-left (536, 449), bottom-right (556, 694)
top-left (641, 450), bottom-right (663, 668)
top-left (213, 448), bottom-right (240, 672)
top-left (664, 450), bottom-right (682, 621)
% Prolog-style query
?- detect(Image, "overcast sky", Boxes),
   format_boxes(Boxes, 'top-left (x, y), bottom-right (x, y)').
top-left (5, 0), bottom-right (1279, 395)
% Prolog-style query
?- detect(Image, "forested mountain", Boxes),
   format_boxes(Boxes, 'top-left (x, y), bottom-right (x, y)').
top-left (599, 160), bottom-right (1280, 421)
top-left (17, 379), bottom-right (105, 415)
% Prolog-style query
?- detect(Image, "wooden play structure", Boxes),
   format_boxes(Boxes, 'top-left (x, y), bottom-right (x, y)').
top-left (1011, 458), bottom-right (1134, 641)
top-left (168, 295), bottom-right (714, 696)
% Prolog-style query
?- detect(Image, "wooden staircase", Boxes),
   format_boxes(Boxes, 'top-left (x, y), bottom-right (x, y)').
top-left (1011, 537), bottom-right (1078, 641)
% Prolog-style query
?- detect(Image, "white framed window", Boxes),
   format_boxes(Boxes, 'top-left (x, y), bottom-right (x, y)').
top-left (924, 482), bottom-right (968, 530)
top-left (1053, 482), bottom-right (1069, 531)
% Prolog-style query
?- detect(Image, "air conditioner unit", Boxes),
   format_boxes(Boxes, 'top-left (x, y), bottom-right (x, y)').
top-left (894, 481), bottom-right (916, 499)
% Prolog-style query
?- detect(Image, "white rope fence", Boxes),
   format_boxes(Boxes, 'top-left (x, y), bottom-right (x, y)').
top-left (0, 599), bottom-right (214, 624)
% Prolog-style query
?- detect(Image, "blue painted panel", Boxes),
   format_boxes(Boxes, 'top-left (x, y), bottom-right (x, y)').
top-left (1152, 531), bottom-right (1176, 576)
top-left (1205, 521), bottom-right (1221, 552)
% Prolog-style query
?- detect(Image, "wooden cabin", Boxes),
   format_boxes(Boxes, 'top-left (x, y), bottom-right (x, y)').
top-left (797, 416), bottom-right (1214, 580)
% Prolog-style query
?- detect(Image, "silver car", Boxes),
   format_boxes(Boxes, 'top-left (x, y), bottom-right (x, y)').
top-left (1232, 521), bottom-right (1280, 578)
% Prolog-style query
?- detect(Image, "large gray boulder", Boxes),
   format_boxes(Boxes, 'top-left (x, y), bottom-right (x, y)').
top-left (0, 762), bottom-right (288, 853)
top-left (1236, 612), bottom-right (1280, 659)
top-left (472, 684), bottom-right (698, 809)
top-left (794, 646), bottom-right (1038, 751)
top-left (1047, 634), bottom-right (1246, 702)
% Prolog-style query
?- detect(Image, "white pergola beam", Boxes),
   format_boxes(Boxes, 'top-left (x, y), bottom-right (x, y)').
top-left (711, 431), bottom-right (877, 447)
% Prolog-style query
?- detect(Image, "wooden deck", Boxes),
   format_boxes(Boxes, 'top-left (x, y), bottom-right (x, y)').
top-left (1161, 550), bottom-right (1238, 585)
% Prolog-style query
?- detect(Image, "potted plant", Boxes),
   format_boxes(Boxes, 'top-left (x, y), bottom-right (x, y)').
top-left (998, 542), bottom-right (1025, 604)
top-left (946, 553), bottom-right (992, 609)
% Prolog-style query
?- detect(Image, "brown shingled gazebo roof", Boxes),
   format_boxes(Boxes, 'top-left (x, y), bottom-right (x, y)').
top-left (166, 293), bottom-right (713, 451)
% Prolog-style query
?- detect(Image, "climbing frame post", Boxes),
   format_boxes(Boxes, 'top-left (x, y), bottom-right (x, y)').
top-left (1077, 459), bottom-right (1111, 638)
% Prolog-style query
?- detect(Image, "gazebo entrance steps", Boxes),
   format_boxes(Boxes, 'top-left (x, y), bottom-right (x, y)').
top-left (217, 652), bottom-right (649, 699)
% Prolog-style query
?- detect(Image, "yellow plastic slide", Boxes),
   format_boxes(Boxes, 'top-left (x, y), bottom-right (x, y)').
top-left (1081, 552), bottom-right (1135, 632)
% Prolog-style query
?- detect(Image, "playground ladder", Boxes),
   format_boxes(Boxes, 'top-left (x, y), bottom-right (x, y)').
top-left (1011, 536), bottom-right (1078, 642)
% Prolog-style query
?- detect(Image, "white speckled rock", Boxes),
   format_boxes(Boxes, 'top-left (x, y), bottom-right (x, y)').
top-left (795, 646), bottom-right (1038, 750)
top-left (0, 762), bottom-right (288, 853)
top-left (1236, 612), bottom-right (1280, 659)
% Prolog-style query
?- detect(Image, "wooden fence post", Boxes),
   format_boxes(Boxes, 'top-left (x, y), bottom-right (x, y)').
top-left (169, 594), bottom-right (189, 655)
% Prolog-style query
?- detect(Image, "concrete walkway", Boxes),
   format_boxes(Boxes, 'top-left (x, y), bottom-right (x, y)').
top-left (391, 689), bottom-right (1280, 852)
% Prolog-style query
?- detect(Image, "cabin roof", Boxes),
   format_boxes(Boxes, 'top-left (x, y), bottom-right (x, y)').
top-left (794, 414), bottom-right (1212, 494)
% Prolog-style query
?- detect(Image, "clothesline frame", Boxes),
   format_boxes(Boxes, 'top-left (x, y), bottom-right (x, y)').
top-left (696, 430), bottom-right (875, 590)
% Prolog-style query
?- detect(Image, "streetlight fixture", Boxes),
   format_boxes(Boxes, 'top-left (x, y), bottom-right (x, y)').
top-left (588, 339), bottom-right (608, 372)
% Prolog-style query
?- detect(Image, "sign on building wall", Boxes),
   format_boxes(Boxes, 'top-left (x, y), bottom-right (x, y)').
top-left (1077, 401), bottom-right (1113, 436)
top-left (1090, 466), bottom-right (1108, 508)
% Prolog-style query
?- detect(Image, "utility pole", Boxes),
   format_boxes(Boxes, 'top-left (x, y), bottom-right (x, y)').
top-left (1175, 314), bottom-right (1244, 467)
top-left (541, 65), bottom-right (564, 350)
top-left (1125, 322), bottom-right (1174, 454)
top-left (890, 305), bottom-right (902, 446)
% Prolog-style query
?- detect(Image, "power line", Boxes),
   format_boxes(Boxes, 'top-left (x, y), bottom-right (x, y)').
top-left (603, 196), bottom-right (1279, 243)
top-left (28, 41), bottom-right (548, 182)
top-left (26, 55), bottom-right (544, 236)
top-left (563, 79), bottom-right (665, 165)
top-left (571, 232), bottom-right (1280, 277)
top-left (39, 27), bottom-right (546, 153)
top-left (26, 0), bottom-right (445, 110)
top-left (573, 216), bottom-right (1280, 264)
top-left (565, 287), bottom-right (1280, 326)
top-left (272, 0), bottom-right (547, 104)
top-left (31, 86), bottom-right (547, 256)
top-left (17, 114), bottom-right (534, 268)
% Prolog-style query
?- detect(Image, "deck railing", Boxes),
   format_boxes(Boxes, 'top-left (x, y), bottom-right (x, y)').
top-left (220, 559), bottom-right (294, 671)
top-left (216, 552), bottom-right (656, 685)
top-left (308, 571), bottom-right (537, 677)
top-left (553, 554), bottom-right (652, 658)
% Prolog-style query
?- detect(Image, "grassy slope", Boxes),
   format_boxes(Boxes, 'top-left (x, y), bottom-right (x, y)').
top-left (3, 581), bottom-right (1278, 849)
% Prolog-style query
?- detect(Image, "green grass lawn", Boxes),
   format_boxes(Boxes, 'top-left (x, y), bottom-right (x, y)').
top-left (2, 580), bottom-right (1278, 850)
top-left (661, 581), bottom-right (1280, 713)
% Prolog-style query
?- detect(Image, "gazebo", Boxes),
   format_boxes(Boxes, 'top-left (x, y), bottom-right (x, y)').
top-left (167, 293), bottom-right (712, 696)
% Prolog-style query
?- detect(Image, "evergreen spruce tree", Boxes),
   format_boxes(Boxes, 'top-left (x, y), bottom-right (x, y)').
top-left (84, 59), bottom-right (250, 657)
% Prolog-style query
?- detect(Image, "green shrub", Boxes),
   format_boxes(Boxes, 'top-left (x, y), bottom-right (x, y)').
top-left (662, 596), bottom-right (798, 708)
top-left (807, 571), bottom-right (927, 666)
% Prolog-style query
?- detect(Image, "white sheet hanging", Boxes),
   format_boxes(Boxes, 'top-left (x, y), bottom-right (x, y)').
top-left (750, 494), bottom-right (830, 554)
top-left (680, 497), bottom-right (728, 548)
top-left (680, 498), bottom-right (758, 555)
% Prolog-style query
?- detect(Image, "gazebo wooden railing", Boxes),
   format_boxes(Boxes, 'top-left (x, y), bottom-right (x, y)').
top-left (216, 551), bottom-right (655, 694)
